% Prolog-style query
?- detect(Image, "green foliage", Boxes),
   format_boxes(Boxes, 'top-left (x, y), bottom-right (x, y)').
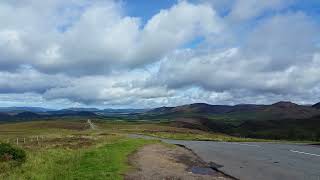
top-left (141, 131), bottom-right (270, 142)
top-left (0, 143), bottom-right (26, 162)
top-left (67, 138), bottom-right (152, 180)
top-left (1, 137), bottom-right (153, 180)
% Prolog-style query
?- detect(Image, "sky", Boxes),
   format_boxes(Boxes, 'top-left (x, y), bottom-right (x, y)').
top-left (0, 0), bottom-right (320, 109)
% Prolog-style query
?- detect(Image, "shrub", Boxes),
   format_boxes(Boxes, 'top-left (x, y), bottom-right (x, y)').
top-left (0, 143), bottom-right (26, 162)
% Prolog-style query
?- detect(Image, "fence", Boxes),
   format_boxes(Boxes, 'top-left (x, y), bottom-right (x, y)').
top-left (2, 136), bottom-right (46, 146)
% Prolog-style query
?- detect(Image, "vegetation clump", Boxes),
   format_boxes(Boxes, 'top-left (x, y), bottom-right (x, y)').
top-left (0, 143), bottom-right (26, 163)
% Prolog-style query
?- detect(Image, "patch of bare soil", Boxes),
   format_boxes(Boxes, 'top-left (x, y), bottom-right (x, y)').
top-left (125, 144), bottom-right (231, 180)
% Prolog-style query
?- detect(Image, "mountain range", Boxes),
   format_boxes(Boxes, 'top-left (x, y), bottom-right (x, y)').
top-left (148, 101), bottom-right (320, 120)
top-left (0, 101), bottom-right (319, 141)
top-left (1, 101), bottom-right (319, 120)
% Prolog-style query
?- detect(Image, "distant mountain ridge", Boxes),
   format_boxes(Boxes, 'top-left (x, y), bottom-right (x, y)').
top-left (63, 108), bottom-right (100, 112)
top-left (149, 101), bottom-right (320, 141)
top-left (148, 103), bottom-right (265, 115)
top-left (313, 102), bottom-right (320, 109)
top-left (0, 107), bottom-right (54, 113)
top-left (0, 110), bottom-right (99, 122)
top-left (147, 101), bottom-right (320, 120)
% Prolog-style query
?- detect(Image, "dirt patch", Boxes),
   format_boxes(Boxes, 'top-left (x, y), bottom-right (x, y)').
top-left (125, 144), bottom-right (231, 180)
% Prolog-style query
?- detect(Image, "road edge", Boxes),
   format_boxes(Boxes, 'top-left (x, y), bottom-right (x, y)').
top-left (174, 144), bottom-right (239, 180)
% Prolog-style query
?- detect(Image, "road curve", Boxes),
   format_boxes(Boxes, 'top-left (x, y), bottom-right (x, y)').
top-left (129, 135), bottom-right (320, 180)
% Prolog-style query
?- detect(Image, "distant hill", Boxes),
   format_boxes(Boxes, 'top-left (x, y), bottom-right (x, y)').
top-left (15, 112), bottom-right (42, 119)
top-left (0, 110), bottom-right (99, 122)
top-left (0, 107), bottom-right (54, 113)
top-left (0, 113), bottom-right (12, 121)
top-left (63, 108), bottom-right (100, 112)
top-left (48, 110), bottom-right (98, 117)
top-left (73, 111), bottom-right (98, 117)
top-left (147, 101), bottom-right (320, 121)
top-left (148, 107), bottom-right (174, 114)
top-left (148, 101), bottom-right (320, 141)
top-left (312, 102), bottom-right (320, 109)
top-left (57, 108), bottom-right (147, 115)
top-left (148, 103), bottom-right (262, 115)
top-left (0, 106), bottom-right (148, 116)
top-left (102, 109), bottom-right (148, 114)
top-left (262, 101), bottom-right (319, 119)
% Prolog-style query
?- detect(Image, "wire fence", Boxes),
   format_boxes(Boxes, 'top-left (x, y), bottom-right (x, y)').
top-left (2, 136), bottom-right (46, 146)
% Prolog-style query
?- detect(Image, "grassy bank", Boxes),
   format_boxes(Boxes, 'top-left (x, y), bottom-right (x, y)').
top-left (0, 120), bottom-right (156, 180)
top-left (1, 137), bottom-right (154, 180)
top-left (139, 131), bottom-right (272, 142)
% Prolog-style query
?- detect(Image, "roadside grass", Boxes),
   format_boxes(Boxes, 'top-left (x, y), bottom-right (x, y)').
top-left (97, 121), bottom-right (320, 143)
top-left (68, 138), bottom-right (154, 180)
top-left (0, 120), bottom-right (156, 180)
top-left (95, 121), bottom-right (272, 142)
top-left (0, 135), bottom-right (155, 180)
top-left (0, 119), bottom-right (317, 179)
top-left (1, 138), bottom-right (154, 180)
top-left (138, 131), bottom-right (272, 142)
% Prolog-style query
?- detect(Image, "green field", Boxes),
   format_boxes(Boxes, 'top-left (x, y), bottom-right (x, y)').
top-left (1, 119), bottom-right (255, 180)
top-left (1, 119), bottom-right (315, 180)
top-left (0, 120), bottom-right (159, 180)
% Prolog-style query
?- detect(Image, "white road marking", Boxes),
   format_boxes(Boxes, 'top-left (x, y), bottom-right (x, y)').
top-left (290, 150), bottom-right (320, 157)
top-left (223, 142), bottom-right (261, 147)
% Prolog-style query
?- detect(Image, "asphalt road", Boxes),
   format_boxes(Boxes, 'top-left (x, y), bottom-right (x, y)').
top-left (130, 135), bottom-right (320, 180)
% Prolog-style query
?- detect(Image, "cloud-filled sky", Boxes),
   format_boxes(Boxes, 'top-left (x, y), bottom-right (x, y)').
top-left (0, 0), bottom-right (320, 109)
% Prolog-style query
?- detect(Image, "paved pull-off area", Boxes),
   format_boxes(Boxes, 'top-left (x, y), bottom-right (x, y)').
top-left (130, 135), bottom-right (320, 180)
top-left (125, 144), bottom-right (230, 180)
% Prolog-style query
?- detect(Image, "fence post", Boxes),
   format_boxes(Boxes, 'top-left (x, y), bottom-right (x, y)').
top-left (16, 138), bottom-right (19, 146)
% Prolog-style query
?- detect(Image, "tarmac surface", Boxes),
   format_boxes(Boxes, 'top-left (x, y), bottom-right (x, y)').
top-left (130, 134), bottom-right (320, 180)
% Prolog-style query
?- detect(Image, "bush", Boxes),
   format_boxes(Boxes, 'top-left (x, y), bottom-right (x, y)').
top-left (0, 143), bottom-right (26, 162)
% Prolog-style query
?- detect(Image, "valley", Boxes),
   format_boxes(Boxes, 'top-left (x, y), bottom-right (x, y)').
top-left (0, 101), bottom-right (320, 179)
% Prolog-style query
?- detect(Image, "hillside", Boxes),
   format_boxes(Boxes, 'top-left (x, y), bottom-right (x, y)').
top-left (232, 115), bottom-right (320, 140)
top-left (146, 101), bottom-right (320, 141)
top-left (313, 102), bottom-right (320, 109)
top-left (261, 101), bottom-right (319, 119)
top-left (0, 107), bottom-right (53, 113)
top-left (147, 101), bottom-right (320, 121)
top-left (15, 112), bottom-right (42, 119)
top-left (148, 103), bottom-right (263, 115)
top-left (0, 113), bottom-right (12, 121)
top-left (0, 110), bottom-right (98, 122)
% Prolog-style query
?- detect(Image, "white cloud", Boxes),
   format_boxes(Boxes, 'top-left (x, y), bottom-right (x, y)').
top-left (0, 67), bottom-right (70, 93)
top-left (0, 0), bottom-right (223, 75)
top-left (153, 12), bottom-right (320, 97)
top-left (0, 0), bottom-right (320, 108)
top-left (243, 12), bottom-right (318, 70)
top-left (228, 0), bottom-right (295, 21)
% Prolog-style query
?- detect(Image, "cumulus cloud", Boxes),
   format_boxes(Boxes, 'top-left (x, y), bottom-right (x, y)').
top-left (155, 48), bottom-right (320, 94)
top-left (228, 0), bottom-right (295, 21)
top-left (152, 12), bottom-right (320, 101)
top-left (0, 0), bottom-right (223, 75)
top-left (43, 70), bottom-right (173, 105)
top-left (0, 67), bottom-right (70, 94)
top-left (243, 12), bottom-right (318, 70)
top-left (0, 0), bottom-right (319, 108)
